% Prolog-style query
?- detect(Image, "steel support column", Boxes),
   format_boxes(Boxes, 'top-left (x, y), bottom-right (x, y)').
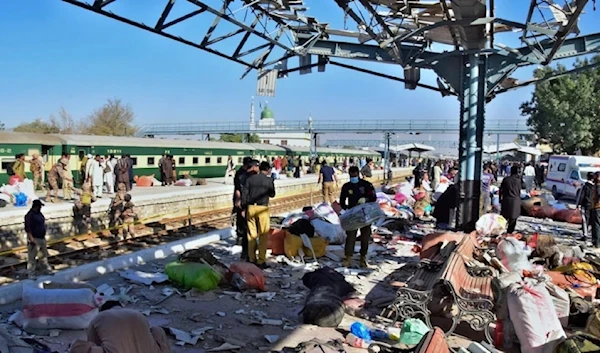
top-left (384, 132), bottom-right (391, 182)
top-left (457, 54), bottom-right (487, 231)
top-left (310, 133), bottom-right (318, 161)
top-left (495, 133), bottom-right (500, 162)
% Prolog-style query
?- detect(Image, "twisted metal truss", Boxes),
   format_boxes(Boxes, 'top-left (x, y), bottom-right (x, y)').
top-left (62, 0), bottom-right (597, 98)
top-left (62, 0), bottom-right (327, 78)
top-left (522, 0), bottom-right (591, 64)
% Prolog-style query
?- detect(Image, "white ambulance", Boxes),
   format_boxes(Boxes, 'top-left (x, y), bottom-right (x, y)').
top-left (546, 155), bottom-right (600, 199)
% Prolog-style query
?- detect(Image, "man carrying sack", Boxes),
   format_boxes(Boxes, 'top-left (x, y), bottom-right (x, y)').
top-left (339, 166), bottom-right (376, 268)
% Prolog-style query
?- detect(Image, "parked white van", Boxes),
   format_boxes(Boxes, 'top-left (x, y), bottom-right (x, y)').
top-left (546, 155), bottom-right (600, 199)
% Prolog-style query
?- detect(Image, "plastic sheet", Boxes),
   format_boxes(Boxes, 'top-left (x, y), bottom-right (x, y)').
top-left (14, 192), bottom-right (27, 207)
top-left (399, 318), bottom-right (430, 345)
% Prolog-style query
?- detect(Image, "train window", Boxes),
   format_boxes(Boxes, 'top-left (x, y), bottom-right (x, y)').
top-left (263, 140), bottom-right (270, 144)
top-left (205, 157), bottom-right (211, 164)
top-left (193, 157), bottom-right (199, 165)
top-left (281, 140), bottom-right (288, 146)
top-left (178, 157), bottom-right (185, 165)
top-left (217, 157), bottom-right (223, 164)
top-left (147, 157), bottom-right (155, 165)
top-left (1, 159), bottom-right (15, 172)
top-left (130, 157), bottom-right (137, 166)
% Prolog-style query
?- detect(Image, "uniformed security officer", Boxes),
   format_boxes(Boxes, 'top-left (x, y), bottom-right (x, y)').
top-left (242, 161), bottom-right (276, 268)
top-left (233, 157), bottom-right (256, 261)
top-left (340, 166), bottom-right (377, 268)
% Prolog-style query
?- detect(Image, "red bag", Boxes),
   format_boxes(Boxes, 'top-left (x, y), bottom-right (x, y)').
top-left (331, 201), bottom-right (343, 215)
top-left (228, 262), bottom-right (266, 291)
top-left (267, 228), bottom-right (286, 255)
top-left (554, 209), bottom-right (583, 224)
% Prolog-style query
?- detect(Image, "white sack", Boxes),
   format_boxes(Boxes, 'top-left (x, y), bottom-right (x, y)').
top-left (339, 203), bottom-right (385, 231)
top-left (17, 287), bottom-right (100, 329)
top-left (507, 281), bottom-right (565, 353)
top-left (311, 219), bottom-right (346, 245)
top-left (313, 203), bottom-right (341, 225)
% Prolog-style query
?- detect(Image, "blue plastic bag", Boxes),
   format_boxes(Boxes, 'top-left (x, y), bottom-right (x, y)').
top-left (350, 322), bottom-right (372, 340)
top-left (14, 193), bottom-right (27, 207)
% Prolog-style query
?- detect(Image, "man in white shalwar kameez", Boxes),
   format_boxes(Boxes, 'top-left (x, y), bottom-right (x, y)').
top-left (85, 154), bottom-right (94, 182)
top-left (103, 156), bottom-right (115, 195)
top-left (91, 155), bottom-right (104, 198)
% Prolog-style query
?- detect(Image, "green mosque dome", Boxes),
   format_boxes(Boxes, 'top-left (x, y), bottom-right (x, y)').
top-left (260, 106), bottom-right (274, 120)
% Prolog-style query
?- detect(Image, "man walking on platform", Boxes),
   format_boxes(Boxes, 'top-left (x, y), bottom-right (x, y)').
top-left (317, 160), bottom-right (338, 204)
top-left (340, 166), bottom-right (376, 268)
top-left (242, 161), bottom-right (275, 268)
top-left (578, 172), bottom-right (595, 240)
top-left (233, 157), bottom-right (254, 261)
top-left (25, 199), bottom-right (51, 279)
top-left (500, 165), bottom-right (522, 233)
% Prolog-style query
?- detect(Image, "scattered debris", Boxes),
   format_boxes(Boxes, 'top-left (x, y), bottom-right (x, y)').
top-left (118, 270), bottom-right (169, 285)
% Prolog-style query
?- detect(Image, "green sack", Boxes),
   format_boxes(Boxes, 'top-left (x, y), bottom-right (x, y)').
top-left (399, 319), bottom-right (431, 345)
top-left (555, 332), bottom-right (600, 353)
top-left (165, 261), bottom-right (221, 291)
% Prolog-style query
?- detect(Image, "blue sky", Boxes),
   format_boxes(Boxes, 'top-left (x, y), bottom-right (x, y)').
top-left (1, 0), bottom-right (599, 134)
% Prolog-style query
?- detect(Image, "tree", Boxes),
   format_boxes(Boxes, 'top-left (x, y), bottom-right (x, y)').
top-left (0, 121), bottom-right (4, 131)
top-left (13, 107), bottom-right (82, 134)
top-left (521, 56), bottom-right (600, 155)
top-left (82, 99), bottom-right (137, 136)
top-left (50, 107), bottom-right (80, 134)
top-left (219, 133), bottom-right (261, 143)
top-left (14, 118), bottom-right (61, 134)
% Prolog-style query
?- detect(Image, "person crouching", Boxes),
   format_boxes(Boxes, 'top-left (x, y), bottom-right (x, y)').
top-left (68, 301), bottom-right (171, 353)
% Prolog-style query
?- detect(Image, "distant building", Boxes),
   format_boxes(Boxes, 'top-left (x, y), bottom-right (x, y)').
top-left (250, 98), bottom-right (310, 147)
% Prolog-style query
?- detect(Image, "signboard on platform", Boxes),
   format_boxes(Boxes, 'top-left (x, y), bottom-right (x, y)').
top-left (256, 68), bottom-right (278, 97)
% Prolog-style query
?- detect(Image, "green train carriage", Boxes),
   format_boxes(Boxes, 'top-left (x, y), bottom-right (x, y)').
top-left (0, 132), bottom-right (63, 185)
top-left (54, 135), bottom-right (253, 180)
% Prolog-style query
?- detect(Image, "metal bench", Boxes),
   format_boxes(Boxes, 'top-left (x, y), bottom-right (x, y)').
top-left (383, 233), bottom-right (495, 342)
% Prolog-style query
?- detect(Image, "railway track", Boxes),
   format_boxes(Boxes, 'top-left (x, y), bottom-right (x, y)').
top-left (0, 175), bottom-right (409, 283)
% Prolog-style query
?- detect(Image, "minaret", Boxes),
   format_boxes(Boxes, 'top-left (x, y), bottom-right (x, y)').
top-left (250, 96), bottom-right (255, 129)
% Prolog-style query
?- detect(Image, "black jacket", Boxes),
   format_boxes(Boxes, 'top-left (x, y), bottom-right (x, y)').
top-left (25, 209), bottom-right (46, 239)
top-left (242, 173), bottom-right (276, 207)
top-left (500, 174), bottom-right (522, 220)
top-left (339, 179), bottom-right (376, 210)
top-left (579, 182), bottom-right (594, 208)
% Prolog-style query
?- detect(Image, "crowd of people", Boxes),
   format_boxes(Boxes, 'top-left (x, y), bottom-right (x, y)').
top-left (232, 155), bottom-right (379, 269)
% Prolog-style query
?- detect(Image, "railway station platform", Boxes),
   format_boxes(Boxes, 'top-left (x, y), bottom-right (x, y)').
top-left (0, 168), bottom-right (411, 253)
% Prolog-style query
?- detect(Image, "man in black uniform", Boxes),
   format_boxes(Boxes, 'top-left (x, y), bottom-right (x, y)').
top-left (233, 157), bottom-right (256, 261)
top-left (340, 166), bottom-right (377, 268)
top-left (242, 161), bottom-right (276, 268)
top-left (500, 165), bottom-right (522, 234)
top-left (579, 172), bottom-right (595, 240)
